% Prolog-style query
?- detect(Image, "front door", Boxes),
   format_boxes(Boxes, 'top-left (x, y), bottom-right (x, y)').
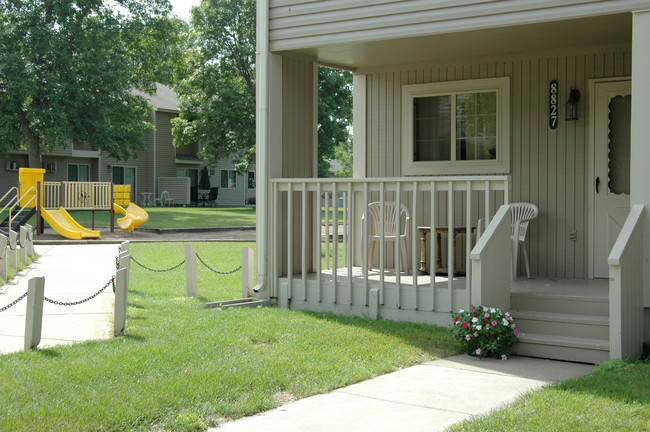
top-left (593, 80), bottom-right (631, 278)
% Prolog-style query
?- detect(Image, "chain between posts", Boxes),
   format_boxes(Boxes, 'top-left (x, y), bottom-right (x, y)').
top-left (0, 292), bottom-right (28, 312)
top-left (195, 253), bottom-right (242, 274)
top-left (130, 255), bottom-right (185, 272)
top-left (43, 277), bottom-right (115, 306)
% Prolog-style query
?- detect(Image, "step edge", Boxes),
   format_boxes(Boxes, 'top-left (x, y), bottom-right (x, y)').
top-left (517, 332), bottom-right (610, 350)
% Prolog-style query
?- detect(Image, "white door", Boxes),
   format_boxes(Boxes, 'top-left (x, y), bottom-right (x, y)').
top-left (593, 80), bottom-right (631, 278)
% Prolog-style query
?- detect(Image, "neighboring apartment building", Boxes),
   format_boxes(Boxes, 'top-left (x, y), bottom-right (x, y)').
top-left (1, 84), bottom-right (255, 207)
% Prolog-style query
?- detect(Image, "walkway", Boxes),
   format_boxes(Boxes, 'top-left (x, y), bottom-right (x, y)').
top-left (210, 354), bottom-right (594, 432)
top-left (0, 244), bottom-right (119, 354)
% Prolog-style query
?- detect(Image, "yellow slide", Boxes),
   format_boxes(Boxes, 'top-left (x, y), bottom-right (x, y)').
top-left (113, 202), bottom-right (149, 232)
top-left (41, 207), bottom-right (101, 240)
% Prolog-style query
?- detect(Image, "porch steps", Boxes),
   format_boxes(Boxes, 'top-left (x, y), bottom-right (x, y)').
top-left (510, 291), bottom-right (609, 364)
top-left (206, 298), bottom-right (269, 309)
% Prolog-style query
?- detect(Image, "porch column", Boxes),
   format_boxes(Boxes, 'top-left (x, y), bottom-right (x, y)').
top-left (631, 9), bottom-right (650, 307)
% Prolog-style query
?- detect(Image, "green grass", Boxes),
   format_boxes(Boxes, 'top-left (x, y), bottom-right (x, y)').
top-left (2, 206), bottom-right (257, 230)
top-left (0, 242), bottom-right (461, 431)
top-left (447, 359), bottom-right (650, 432)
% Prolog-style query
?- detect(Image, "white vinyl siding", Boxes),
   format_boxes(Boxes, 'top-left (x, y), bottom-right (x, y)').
top-left (361, 45), bottom-right (631, 279)
top-left (269, 0), bottom-right (644, 51)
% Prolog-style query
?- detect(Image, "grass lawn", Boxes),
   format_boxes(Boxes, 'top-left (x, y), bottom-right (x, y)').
top-left (1, 206), bottom-right (256, 230)
top-left (448, 359), bottom-right (650, 432)
top-left (0, 242), bottom-right (461, 431)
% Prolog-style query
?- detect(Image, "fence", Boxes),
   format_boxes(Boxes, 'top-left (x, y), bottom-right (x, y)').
top-left (0, 225), bottom-right (36, 282)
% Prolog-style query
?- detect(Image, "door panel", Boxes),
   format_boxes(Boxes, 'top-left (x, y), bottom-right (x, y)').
top-left (593, 80), bottom-right (631, 278)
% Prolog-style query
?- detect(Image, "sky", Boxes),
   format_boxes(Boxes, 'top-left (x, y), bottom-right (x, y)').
top-left (169, 0), bottom-right (202, 21)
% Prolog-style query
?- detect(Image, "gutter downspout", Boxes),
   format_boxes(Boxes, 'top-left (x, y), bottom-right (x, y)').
top-left (254, 0), bottom-right (269, 294)
top-left (153, 109), bottom-right (157, 199)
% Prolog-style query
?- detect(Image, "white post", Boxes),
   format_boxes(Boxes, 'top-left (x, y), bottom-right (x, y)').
top-left (24, 224), bottom-right (34, 260)
top-left (19, 226), bottom-right (27, 265)
top-left (8, 230), bottom-right (17, 271)
top-left (24, 277), bottom-right (45, 350)
top-left (242, 246), bottom-right (254, 298)
top-left (631, 9), bottom-right (650, 307)
top-left (0, 233), bottom-right (6, 282)
top-left (114, 268), bottom-right (128, 336)
top-left (185, 243), bottom-right (197, 298)
top-left (118, 251), bottom-right (130, 293)
top-left (120, 241), bottom-right (130, 253)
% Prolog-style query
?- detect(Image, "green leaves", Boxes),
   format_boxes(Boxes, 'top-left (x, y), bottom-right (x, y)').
top-left (0, 0), bottom-right (184, 165)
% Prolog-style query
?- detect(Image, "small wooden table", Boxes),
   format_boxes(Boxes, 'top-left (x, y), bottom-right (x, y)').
top-left (417, 226), bottom-right (472, 276)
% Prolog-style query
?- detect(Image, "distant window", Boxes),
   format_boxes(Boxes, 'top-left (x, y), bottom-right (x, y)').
top-left (68, 164), bottom-right (89, 181)
top-left (402, 77), bottom-right (510, 175)
top-left (221, 170), bottom-right (237, 189)
top-left (247, 172), bottom-right (255, 189)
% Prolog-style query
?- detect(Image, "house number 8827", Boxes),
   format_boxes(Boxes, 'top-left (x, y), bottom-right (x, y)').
top-left (549, 80), bottom-right (559, 130)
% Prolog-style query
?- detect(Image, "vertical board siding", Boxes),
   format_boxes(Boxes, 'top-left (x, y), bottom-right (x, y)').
top-left (363, 45), bottom-right (631, 279)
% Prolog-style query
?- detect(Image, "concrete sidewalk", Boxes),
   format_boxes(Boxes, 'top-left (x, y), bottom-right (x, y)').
top-left (0, 244), bottom-right (119, 354)
top-left (210, 354), bottom-right (594, 432)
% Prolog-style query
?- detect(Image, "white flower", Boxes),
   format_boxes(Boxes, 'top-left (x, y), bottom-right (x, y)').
top-left (458, 309), bottom-right (465, 313)
top-left (472, 317), bottom-right (478, 323)
top-left (502, 318), bottom-right (509, 326)
top-left (490, 308), bottom-right (496, 313)
top-left (476, 325), bottom-right (482, 331)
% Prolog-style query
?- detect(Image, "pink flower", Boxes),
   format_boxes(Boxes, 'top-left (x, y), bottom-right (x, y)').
top-left (465, 334), bottom-right (471, 341)
top-left (501, 354), bottom-right (508, 360)
top-left (473, 332), bottom-right (478, 337)
top-left (475, 348), bottom-right (482, 355)
top-left (492, 320), bottom-right (497, 326)
top-left (514, 330), bottom-right (519, 336)
top-left (484, 313), bottom-right (490, 318)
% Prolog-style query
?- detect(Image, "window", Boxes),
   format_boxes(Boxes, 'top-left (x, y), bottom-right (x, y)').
top-left (402, 77), bottom-right (510, 175)
top-left (177, 168), bottom-right (199, 187)
top-left (68, 164), bottom-right (89, 181)
top-left (221, 170), bottom-right (237, 189)
top-left (247, 171), bottom-right (255, 189)
top-left (112, 166), bottom-right (136, 200)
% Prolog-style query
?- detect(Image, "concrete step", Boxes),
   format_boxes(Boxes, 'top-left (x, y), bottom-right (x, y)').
top-left (513, 332), bottom-right (610, 364)
top-left (511, 292), bottom-right (609, 316)
top-left (510, 310), bottom-right (609, 340)
top-left (206, 298), bottom-right (269, 309)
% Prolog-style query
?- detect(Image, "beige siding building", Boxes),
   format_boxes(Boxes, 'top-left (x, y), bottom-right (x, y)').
top-left (256, 0), bottom-right (650, 363)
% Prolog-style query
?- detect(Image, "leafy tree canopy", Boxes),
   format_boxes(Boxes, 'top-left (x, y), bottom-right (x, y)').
top-left (0, 0), bottom-right (186, 167)
top-left (174, 0), bottom-right (353, 175)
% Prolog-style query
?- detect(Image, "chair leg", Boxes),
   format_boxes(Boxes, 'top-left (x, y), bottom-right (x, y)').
top-left (400, 240), bottom-right (409, 274)
top-left (368, 241), bottom-right (375, 271)
top-left (521, 242), bottom-right (531, 279)
top-left (512, 237), bottom-right (519, 280)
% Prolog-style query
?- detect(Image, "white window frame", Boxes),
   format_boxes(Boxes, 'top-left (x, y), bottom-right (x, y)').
top-left (401, 77), bottom-right (510, 176)
top-left (67, 163), bottom-right (90, 181)
top-left (247, 171), bottom-right (255, 190)
top-left (221, 170), bottom-right (237, 189)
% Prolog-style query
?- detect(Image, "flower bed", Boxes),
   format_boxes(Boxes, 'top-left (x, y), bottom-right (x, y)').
top-left (451, 305), bottom-right (519, 359)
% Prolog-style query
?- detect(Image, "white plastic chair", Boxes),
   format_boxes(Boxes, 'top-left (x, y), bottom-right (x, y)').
top-left (155, 190), bottom-right (174, 207)
top-left (511, 202), bottom-right (539, 279)
top-left (362, 202), bottom-right (410, 273)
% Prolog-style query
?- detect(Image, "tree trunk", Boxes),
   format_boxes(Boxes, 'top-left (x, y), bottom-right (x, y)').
top-left (21, 121), bottom-right (42, 168)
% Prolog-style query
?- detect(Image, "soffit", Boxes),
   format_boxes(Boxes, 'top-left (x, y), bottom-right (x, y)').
top-left (282, 13), bottom-right (632, 70)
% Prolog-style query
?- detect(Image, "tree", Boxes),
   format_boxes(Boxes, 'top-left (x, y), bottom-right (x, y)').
top-left (0, 0), bottom-right (185, 167)
top-left (172, 0), bottom-right (256, 173)
top-left (333, 139), bottom-right (353, 178)
top-left (174, 0), bottom-right (354, 175)
top-left (318, 67), bottom-right (352, 178)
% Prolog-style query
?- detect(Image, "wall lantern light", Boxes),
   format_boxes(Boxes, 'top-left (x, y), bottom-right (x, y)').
top-left (107, 164), bottom-right (112, 171)
top-left (565, 87), bottom-right (581, 121)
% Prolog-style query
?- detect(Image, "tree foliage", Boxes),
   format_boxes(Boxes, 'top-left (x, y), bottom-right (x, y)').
top-left (0, 0), bottom-right (185, 167)
top-left (318, 67), bottom-right (352, 177)
top-left (174, 0), bottom-right (354, 175)
top-left (172, 0), bottom-right (256, 172)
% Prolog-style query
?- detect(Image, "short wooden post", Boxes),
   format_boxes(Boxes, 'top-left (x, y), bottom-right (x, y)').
top-left (185, 243), bottom-right (197, 298)
top-left (114, 268), bottom-right (128, 336)
top-left (24, 277), bottom-right (45, 350)
top-left (369, 288), bottom-right (380, 320)
top-left (118, 250), bottom-right (130, 293)
top-left (0, 233), bottom-right (7, 282)
top-left (19, 226), bottom-right (27, 265)
top-left (120, 241), bottom-right (130, 253)
top-left (242, 247), bottom-right (254, 298)
top-left (8, 230), bottom-right (17, 272)
top-left (24, 224), bottom-right (35, 259)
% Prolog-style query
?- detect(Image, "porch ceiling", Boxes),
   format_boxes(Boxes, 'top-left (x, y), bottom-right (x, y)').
top-left (283, 14), bottom-right (631, 71)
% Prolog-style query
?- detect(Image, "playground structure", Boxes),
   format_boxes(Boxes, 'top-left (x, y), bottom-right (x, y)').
top-left (0, 168), bottom-right (148, 240)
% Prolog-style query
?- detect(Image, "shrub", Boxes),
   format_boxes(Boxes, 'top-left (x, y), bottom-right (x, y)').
top-left (451, 305), bottom-right (519, 359)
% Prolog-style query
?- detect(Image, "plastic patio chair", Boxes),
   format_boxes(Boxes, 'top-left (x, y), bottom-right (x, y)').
top-left (155, 190), bottom-right (174, 207)
top-left (511, 202), bottom-right (539, 279)
top-left (362, 201), bottom-right (410, 273)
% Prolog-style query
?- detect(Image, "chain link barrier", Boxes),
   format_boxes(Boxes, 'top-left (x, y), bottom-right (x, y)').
top-left (44, 277), bottom-right (115, 307)
top-left (0, 292), bottom-right (28, 313)
top-left (196, 253), bottom-right (242, 275)
top-left (130, 254), bottom-right (185, 272)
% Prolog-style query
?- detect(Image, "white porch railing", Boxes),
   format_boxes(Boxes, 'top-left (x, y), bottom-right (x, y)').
top-left (271, 176), bottom-right (509, 313)
top-left (42, 182), bottom-right (113, 210)
top-left (470, 204), bottom-right (512, 310)
top-left (608, 204), bottom-right (645, 360)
